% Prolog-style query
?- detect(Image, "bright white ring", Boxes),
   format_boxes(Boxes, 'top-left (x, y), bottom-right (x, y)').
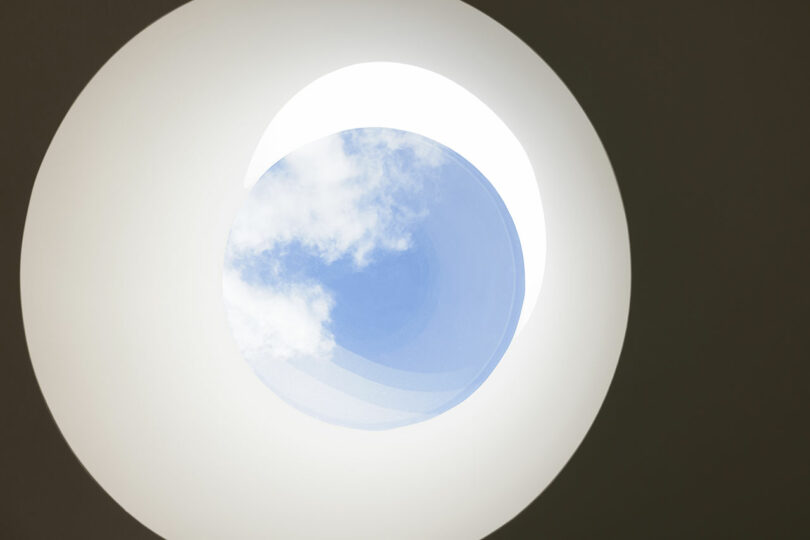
top-left (20, 0), bottom-right (631, 538)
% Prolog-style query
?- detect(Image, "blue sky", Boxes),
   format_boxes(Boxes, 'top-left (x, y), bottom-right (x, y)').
top-left (224, 128), bottom-right (524, 429)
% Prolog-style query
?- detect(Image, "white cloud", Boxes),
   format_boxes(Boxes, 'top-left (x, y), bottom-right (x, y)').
top-left (223, 269), bottom-right (334, 368)
top-left (228, 130), bottom-right (444, 267)
top-left (224, 129), bottom-right (446, 368)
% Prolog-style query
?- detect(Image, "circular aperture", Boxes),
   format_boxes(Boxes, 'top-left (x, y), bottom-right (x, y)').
top-left (224, 128), bottom-right (524, 429)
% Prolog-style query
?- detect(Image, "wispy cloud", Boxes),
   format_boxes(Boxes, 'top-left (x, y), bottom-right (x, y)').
top-left (223, 269), bottom-right (334, 365)
top-left (225, 129), bottom-right (446, 369)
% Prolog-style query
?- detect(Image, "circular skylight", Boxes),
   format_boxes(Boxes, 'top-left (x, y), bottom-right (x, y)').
top-left (225, 128), bottom-right (524, 428)
top-left (19, 1), bottom-right (630, 537)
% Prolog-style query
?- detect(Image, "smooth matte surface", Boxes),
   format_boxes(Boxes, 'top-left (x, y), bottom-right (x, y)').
top-left (2, 1), bottom-right (809, 539)
top-left (19, 0), bottom-right (629, 538)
